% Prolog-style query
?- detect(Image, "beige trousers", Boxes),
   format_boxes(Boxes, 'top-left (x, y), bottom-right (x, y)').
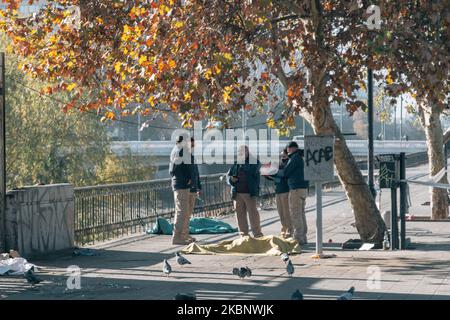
top-left (233, 193), bottom-right (263, 237)
top-left (183, 192), bottom-right (197, 238)
top-left (275, 192), bottom-right (293, 238)
top-left (288, 188), bottom-right (308, 244)
top-left (172, 189), bottom-right (191, 241)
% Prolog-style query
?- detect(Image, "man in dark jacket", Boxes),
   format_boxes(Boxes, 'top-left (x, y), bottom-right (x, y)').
top-left (169, 135), bottom-right (193, 245)
top-left (283, 141), bottom-right (309, 245)
top-left (265, 148), bottom-right (293, 239)
top-left (227, 145), bottom-right (263, 238)
top-left (185, 137), bottom-right (202, 243)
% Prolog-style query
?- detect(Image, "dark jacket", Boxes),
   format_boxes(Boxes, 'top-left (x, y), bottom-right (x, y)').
top-left (282, 150), bottom-right (309, 190)
top-left (266, 159), bottom-right (290, 194)
top-left (190, 154), bottom-right (202, 193)
top-left (169, 146), bottom-right (192, 191)
top-left (227, 158), bottom-right (261, 198)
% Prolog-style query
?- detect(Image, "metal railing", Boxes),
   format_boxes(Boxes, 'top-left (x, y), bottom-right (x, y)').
top-left (74, 173), bottom-right (275, 245)
top-left (73, 151), bottom-right (430, 245)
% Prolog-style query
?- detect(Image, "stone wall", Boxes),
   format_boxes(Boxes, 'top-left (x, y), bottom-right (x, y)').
top-left (5, 184), bottom-right (74, 257)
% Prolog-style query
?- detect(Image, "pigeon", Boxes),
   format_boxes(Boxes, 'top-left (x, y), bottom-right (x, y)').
top-left (176, 252), bottom-right (192, 265)
top-left (174, 293), bottom-right (197, 300)
top-left (286, 260), bottom-right (294, 277)
top-left (24, 269), bottom-right (42, 286)
top-left (281, 253), bottom-right (290, 263)
top-left (163, 259), bottom-right (172, 277)
top-left (232, 267), bottom-right (251, 279)
top-left (244, 266), bottom-right (252, 277)
top-left (291, 289), bottom-right (304, 300)
top-left (337, 286), bottom-right (355, 300)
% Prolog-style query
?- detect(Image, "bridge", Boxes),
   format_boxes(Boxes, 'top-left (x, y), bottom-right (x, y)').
top-left (110, 140), bottom-right (428, 178)
top-left (111, 139), bottom-right (428, 157)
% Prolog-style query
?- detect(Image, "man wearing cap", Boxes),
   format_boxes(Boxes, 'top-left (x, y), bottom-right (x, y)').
top-left (283, 141), bottom-right (309, 245)
top-left (169, 135), bottom-right (194, 245)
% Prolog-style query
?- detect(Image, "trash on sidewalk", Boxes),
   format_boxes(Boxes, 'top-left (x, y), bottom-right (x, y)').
top-left (72, 248), bottom-right (100, 256)
top-left (342, 239), bottom-right (382, 250)
top-left (9, 250), bottom-right (21, 258)
top-left (359, 243), bottom-right (375, 251)
top-left (341, 239), bottom-right (363, 250)
top-left (311, 253), bottom-right (337, 259)
top-left (0, 256), bottom-right (37, 276)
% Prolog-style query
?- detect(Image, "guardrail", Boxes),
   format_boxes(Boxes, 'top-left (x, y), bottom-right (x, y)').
top-left (74, 173), bottom-right (275, 245)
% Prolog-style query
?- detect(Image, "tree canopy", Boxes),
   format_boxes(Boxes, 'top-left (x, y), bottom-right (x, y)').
top-left (1, 0), bottom-right (400, 132)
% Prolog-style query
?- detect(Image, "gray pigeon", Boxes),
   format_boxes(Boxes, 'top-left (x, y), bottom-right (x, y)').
top-left (176, 252), bottom-right (191, 265)
top-left (174, 293), bottom-right (196, 300)
top-left (244, 266), bottom-right (252, 278)
top-left (163, 259), bottom-right (172, 277)
top-left (232, 267), bottom-right (251, 279)
top-left (24, 269), bottom-right (42, 286)
top-left (286, 260), bottom-right (294, 277)
top-left (281, 253), bottom-right (290, 263)
top-left (337, 286), bottom-right (355, 300)
top-left (291, 289), bottom-right (303, 300)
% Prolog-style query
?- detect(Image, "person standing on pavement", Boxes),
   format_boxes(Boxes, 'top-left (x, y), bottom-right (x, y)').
top-left (185, 137), bottom-right (201, 244)
top-left (227, 145), bottom-right (264, 238)
top-left (169, 135), bottom-right (194, 245)
top-left (265, 148), bottom-right (294, 239)
top-left (283, 141), bottom-right (309, 245)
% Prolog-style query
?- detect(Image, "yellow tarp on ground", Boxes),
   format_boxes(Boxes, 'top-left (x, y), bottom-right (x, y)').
top-left (181, 235), bottom-right (301, 256)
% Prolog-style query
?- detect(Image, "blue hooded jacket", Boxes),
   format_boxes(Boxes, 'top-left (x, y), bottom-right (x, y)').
top-left (282, 150), bottom-right (309, 190)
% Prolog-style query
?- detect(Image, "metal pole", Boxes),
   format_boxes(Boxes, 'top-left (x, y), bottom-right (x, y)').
top-left (241, 106), bottom-right (246, 141)
top-left (0, 53), bottom-right (6, 252)
top-left (394, 103), bottom-right (397, 140)
top-left (400, 96), bottom-right (403, 142)
top-left (340, 103), bottom-right (343, 130)
top-left (390, 185), bottom-right (398, 250)
top-left (368, 69), bottom-right (376, 198)
top-left (137, 112), bottom-right (141, 141)
top-left (302, 117), bottom-right (306, 137)
top-left (315, 181), bottom-right (323, 256)
top-left (399, 152), bottom-right (406, 249)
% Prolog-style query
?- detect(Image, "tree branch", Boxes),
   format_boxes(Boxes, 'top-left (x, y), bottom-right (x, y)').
top-left (444, 127), bottom-right (450, 145)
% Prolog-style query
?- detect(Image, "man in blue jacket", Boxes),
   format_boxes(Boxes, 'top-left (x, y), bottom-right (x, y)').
top-left (283, 141), bottom-right (309, 245)
top-left (264, 148), bottom-right (293, 239)
top-left (169, 135), bottom-right (193, 245)
top-left (227, 145), bottom-right (263, 238)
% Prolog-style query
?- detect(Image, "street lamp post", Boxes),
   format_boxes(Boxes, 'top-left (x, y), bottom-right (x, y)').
top-left (368, 69), bottom-right (376, 198)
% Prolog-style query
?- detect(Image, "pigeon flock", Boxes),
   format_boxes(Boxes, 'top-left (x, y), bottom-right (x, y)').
top-left (165, 251), bottom-right (355, 300)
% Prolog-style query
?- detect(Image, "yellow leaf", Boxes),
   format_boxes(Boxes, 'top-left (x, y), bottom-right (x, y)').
top-left (267, 118), bottom-right (276, 128)
top-left (138, 55), bottom-right (147, 65)
top-left (115, 62), bottom-right (122, 73)
top-left (223, 52), bottom-right (233, 62)
top-left (223, 86), bottom-right (232, 103)
top-left (66, 83), bottom-right (76, 92)
top-left (147, 96), bottom-right (155, 107)
top-left (105, 111), bottom-right (116, 120)
top-left (168, 58), bottom-right (176, 69)
top-left (174, 21), bottom-right (184, 28)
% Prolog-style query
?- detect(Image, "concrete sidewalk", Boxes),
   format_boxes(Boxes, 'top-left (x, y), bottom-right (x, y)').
top-left (1, 164), bottom-right (450, 300)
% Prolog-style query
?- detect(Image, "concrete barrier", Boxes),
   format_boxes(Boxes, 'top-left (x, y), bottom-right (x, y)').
top-left (5, 184), bottom-right (74, 257)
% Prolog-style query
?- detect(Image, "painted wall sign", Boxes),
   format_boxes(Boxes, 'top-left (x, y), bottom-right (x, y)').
top-left (304, 135), bottom-right (334, 181)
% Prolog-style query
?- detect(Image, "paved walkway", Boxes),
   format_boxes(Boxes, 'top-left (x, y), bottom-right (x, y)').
top-left (1, 164), bottom-right (450, 300)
